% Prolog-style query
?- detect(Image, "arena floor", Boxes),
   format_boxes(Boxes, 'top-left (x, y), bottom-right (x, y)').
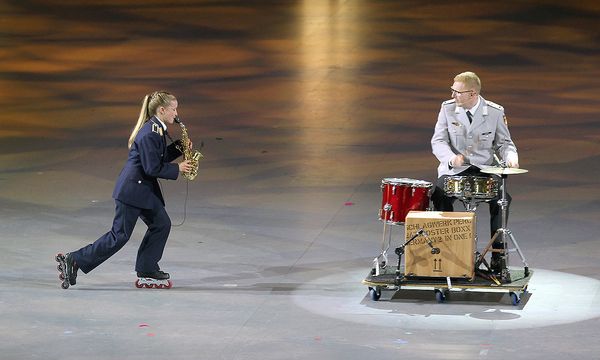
top-left (1, 1), bottom-right (599, 359)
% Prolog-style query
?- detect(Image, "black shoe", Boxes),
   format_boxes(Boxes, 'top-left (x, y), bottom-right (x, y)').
top-left (137, 270), bottom-right (170, 280)
top-left (65, 253), bottom-right (79, 285)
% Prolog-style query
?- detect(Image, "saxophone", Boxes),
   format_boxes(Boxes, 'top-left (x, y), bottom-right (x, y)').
top-left (174, 116), bottom-right (203, 181)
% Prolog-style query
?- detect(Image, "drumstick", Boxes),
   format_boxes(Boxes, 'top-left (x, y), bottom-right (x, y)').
top-left (494, 154), bottom-right (507, 168)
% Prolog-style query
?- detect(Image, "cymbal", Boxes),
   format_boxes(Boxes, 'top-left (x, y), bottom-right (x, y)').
top-left (481, 166), bottom-right (529, 175)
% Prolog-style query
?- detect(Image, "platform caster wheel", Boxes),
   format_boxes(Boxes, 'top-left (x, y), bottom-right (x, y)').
top-left (510, 292), bottom-right (521, 306)
top-left (435, 289), bottom-right (446, 303)
top-left (369, 287), bottom-right (381, 301)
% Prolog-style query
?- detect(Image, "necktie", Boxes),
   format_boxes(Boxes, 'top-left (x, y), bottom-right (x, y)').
top-left (466, 111), bottom-right (473, 124)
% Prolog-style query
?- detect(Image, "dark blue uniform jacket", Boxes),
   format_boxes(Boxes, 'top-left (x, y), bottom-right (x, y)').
top-left (112, 116), bottom-right (182, 209)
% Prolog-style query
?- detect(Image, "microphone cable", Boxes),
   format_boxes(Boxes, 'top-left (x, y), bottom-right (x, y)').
top-left (171, 179), bottom-right (189, 227)
top-left (158, 178), bottom-right (189, 227)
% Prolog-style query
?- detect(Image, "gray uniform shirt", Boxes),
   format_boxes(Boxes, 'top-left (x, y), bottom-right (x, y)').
top-left (431, 95), bottom-right (518, 177)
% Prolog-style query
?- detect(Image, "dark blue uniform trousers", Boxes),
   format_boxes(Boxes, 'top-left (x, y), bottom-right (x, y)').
top-left (72, 197), bottom-right (171, 274)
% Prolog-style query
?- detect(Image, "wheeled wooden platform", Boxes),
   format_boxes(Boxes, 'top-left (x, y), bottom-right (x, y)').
top-left (363, 267), bottom-right (532, 306)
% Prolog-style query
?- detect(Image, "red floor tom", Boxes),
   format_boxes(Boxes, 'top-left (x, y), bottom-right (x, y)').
top-left (379, 178), bottom-right (432, 225)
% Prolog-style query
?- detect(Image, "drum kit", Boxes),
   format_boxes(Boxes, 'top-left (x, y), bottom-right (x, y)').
top-left (374, 165), bottom-right (529, 283)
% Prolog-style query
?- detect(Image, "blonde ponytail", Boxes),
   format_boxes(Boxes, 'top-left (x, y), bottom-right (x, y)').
top-left (128, 94), bottom-right (151, 149)
top-left (127, 91), bottom-right (177, 149)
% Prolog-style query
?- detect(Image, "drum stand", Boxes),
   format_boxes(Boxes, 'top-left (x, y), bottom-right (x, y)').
top-left (474, 173), bottom-right (530, 283)
top-left (460, 197), bottom-right (483, 213)
top-left (373, 205), bottom-right (394, 276)
top-left (457, 196), bottom-right (487, 277)
top-left (374, 206), bottom-right (432, 278)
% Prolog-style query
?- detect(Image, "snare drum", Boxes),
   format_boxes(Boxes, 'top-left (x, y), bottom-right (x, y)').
top-left (379, 178), bottom-right (432, 224)
top-left (443, 176), bottom-right (499, 200)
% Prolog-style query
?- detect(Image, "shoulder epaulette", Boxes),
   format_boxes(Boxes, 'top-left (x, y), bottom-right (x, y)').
top-left (442, 99), bottom-right (456, 106)
top-left (485, 100), bottom-right (503, 111)
top-left (151, 122), bottom-right (164, 136)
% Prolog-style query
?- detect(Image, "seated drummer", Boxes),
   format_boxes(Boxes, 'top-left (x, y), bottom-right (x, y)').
top-left (430, 71), bottom-right (519, 274)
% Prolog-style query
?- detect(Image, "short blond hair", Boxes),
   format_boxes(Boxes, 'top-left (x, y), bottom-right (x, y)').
top-left (454, 71), bottom-right (481, 93)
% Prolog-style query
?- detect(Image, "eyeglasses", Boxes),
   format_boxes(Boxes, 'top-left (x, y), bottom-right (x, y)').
top-left (450, 88), bottom-right (473, 96)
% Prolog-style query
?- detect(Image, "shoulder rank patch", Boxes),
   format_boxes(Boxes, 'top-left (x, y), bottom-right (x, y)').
top-left (485, 100), bottom-right (504, 111)
top-left (151, 123), bottom-right (164, 136)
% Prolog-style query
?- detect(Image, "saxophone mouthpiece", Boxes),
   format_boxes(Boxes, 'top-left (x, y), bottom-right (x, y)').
top-left (174, 116), bottom-right (181, 124)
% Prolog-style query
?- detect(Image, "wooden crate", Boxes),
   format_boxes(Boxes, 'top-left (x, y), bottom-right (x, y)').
top-left (404, 211), bottom-right (475, 279)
